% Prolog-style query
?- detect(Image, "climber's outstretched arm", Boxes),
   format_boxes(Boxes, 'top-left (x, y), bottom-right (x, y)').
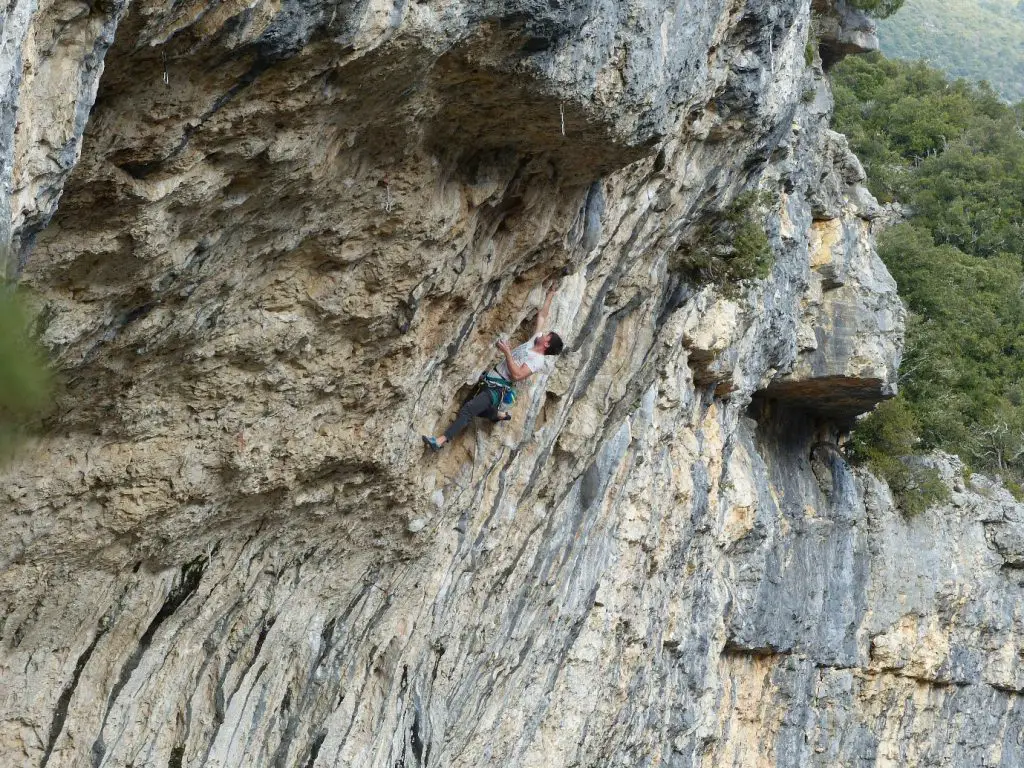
top-left (534, 283), bottom-right (558, 336)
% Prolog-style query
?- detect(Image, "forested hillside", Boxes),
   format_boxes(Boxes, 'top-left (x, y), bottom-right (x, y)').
top-left (877, 0), bottom-right (1024, 103)
top-left (832, 53), bottom-right (1024, 495)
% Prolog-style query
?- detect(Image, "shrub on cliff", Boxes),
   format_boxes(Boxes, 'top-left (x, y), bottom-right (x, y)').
top-left (848, 0), bottom-right (905, 19)
top-left (848, 397), bottom-right (950, 515)
top-left (678, 191), bottom-right (775, 286)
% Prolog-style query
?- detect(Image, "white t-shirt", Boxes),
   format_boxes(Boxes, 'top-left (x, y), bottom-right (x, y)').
top-left (494, 334), bottom-right (547, 385)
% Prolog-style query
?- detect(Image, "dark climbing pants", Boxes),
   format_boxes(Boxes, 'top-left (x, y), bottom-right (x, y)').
top-left (443, 389), bottom-right (504, 442)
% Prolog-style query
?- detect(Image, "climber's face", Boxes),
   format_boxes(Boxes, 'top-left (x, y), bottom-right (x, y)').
top-left (533, 331), bottom-right (564, 356)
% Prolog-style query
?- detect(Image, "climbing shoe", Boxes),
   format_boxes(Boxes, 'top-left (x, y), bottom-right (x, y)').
top-left (422, 435), bottom-right (442, 451)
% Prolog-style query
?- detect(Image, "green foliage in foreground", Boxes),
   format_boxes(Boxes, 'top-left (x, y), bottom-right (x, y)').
top-left (877, 0), bottom-right (1024, 103)
top-left (832, 53), bottom-right (1024, 498)
top-left (679, 191), bottom-right (775, 286)
top-left (0, 287), bottom-right (51, 459)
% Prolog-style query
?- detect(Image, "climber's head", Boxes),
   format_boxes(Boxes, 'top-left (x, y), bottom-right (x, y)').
top-left (537, 331), bottom-right (564, 356)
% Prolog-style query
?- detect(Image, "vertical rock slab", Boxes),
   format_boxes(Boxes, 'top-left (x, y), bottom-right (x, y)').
top-left (2, 0), bottom-right (128, 275)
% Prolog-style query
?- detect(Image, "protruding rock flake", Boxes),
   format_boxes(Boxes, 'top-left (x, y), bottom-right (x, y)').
top-left (0, 2), bottom-right (1019, 768)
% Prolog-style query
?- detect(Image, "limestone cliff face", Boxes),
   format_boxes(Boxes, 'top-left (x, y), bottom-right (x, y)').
top-left (1, 1), bottom-right (1021, 767)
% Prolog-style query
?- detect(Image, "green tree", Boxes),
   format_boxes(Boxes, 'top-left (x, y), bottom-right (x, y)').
top-left (877, 0), bottom-right (1024, 103)
top-left (834, 53), bottom-right (1024, 485)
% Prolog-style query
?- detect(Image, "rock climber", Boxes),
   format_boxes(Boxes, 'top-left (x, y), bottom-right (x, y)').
top-left (422, 282), bottom-right (564, 450)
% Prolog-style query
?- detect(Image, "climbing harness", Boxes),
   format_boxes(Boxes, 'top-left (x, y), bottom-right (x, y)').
top-left (478, 371), bottom-right (516, 410)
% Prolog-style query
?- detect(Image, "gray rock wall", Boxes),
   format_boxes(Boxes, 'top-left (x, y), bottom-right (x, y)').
top-left (1, 0), bottom-right (128, 275)
top-left (0, 1), bottom-right (1019, 767)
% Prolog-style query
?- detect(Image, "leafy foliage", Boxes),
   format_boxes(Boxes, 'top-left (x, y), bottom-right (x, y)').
top-left (0, 286), bottom-right (51, 460)
top-left (678, 191), bottom-right (775, 285)
top-left (848, 398), bottom-right (950, 515)
top-left (833, 53), bottom-right (1024, 488)
top-left (848, 0), bottom-right (905, 19)
top-left (877, 0), bottom-right (1024, 102)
